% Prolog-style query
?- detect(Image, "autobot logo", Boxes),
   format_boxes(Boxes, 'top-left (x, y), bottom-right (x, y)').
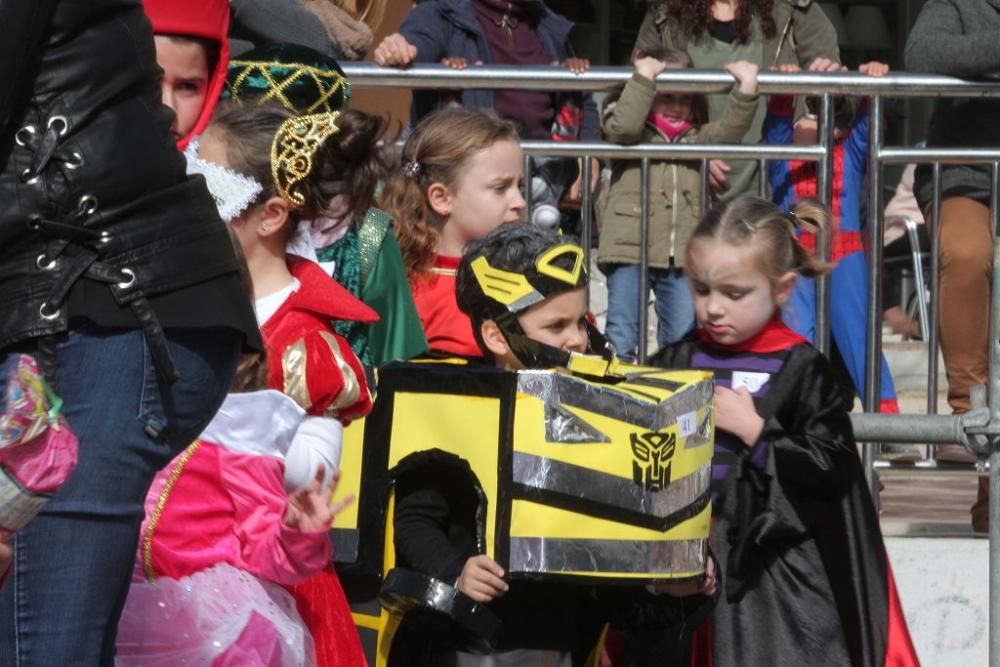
top-left (630, 432), bottom-right (676, 491)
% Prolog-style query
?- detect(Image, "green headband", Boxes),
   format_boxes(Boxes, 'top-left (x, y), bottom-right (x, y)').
top-left (223, 43), bottom-right (351, 114)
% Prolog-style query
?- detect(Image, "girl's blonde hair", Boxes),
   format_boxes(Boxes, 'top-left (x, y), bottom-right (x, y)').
top-left (687, 195), bottom-right (835, 285)
top-left (380, 108), bottom-right (520, 277)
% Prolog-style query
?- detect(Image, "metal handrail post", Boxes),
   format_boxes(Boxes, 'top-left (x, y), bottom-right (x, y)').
top-left (638, 158), bottom-right (651, 365)
top-left (928, 164), bottom-right (943, 460)
top-left (699, 159), bottom-right (710, 218)
top-left (863, 96), bottom-right (885, 501)
top-left (815, 94), bottom-right (834, 357)
top-left (581, 156), bottom-right (594, 273)
top-left (523, 154), bottom-right (533, 216)
top-left (989, 162), bottom-right (1000, 667)
top-left (903, 219), bottom-right (929, 342)
top-left (581, 156), bottom-right (594, 309)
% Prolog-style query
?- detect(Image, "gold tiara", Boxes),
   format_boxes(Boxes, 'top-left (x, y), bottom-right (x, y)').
top-left (270, 112), bottom-right (341, 209)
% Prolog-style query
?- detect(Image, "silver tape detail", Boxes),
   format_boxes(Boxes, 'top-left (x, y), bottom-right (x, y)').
top-left (512, 452), bottom-right (711, 522)
top-left (652, 379), bottom-right (714, 432)
top-left (518, 371), bottom-right (714, 434)
top-left (509, 535), bottom-right (706, 577)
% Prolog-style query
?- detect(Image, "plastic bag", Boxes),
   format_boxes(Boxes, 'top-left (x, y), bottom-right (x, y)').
top-left (0, 354), bottom-right (79, 540)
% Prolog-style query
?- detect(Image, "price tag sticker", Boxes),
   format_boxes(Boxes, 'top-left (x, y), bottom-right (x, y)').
top-left (677, 411), bottom-right (697, 437)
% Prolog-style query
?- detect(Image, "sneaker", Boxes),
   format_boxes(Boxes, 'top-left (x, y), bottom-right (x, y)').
top-left (878, 443), bottom-right (924, 462)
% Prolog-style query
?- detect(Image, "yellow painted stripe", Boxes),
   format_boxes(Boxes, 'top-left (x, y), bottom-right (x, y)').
top-left (352, 612), bottom-right (382, 630)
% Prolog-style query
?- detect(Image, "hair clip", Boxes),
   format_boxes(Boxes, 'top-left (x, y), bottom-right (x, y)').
top-left (785, 212), bottom-right (802, 230)
top-left (403, 160), bottom-right (422, 180)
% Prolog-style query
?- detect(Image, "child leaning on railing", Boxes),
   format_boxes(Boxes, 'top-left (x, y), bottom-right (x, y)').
top-left (597, 49), bottom-right (759, 360)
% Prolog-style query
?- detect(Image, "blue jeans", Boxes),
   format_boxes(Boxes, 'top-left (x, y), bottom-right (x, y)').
top-left (604, 264), bottom-right (695, 361)
top-left (0, 326), bottom-right (241, 666)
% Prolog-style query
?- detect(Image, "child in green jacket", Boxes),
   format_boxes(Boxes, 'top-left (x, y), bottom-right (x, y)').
top-left (598, 49), bottom-right (758, 360)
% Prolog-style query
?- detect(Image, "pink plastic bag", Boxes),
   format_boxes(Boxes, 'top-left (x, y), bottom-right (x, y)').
top-left (0, 354), bottom-right (79, 540)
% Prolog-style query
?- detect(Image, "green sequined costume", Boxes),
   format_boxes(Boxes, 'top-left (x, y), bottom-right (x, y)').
top-left (315, 207), bottom-right (427, 366)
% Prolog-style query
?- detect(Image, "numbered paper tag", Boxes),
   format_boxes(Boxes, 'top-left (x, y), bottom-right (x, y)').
top-left (731, 371), bottom-right (771, 393)
top-left (677, 411), bottom-right (697, 437)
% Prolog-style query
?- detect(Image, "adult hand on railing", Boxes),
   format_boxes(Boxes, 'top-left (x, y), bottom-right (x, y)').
top-left (559, 57), bottom-right (591, 75)
top-left (440, 57), bottom-right (483, 70)
top-left (373, 32), bottom-right (418, 67)
top-left (807, 57), bottom-right (847, 73)
top-left (859, 61), bottom-right (890, 78)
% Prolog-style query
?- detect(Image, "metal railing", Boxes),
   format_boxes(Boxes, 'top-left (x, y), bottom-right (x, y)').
top-left (343, 62), bottom-right (1000, 663)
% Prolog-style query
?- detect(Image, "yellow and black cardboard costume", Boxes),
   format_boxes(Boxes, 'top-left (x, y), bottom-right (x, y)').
top-left (332, 357), bottom-right (714, 663)
top-left (327, 241), bottom-right (716, 663)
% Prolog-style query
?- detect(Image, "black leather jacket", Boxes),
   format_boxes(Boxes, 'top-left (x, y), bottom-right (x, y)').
top-left (0, 0), bottom-right (257, 380)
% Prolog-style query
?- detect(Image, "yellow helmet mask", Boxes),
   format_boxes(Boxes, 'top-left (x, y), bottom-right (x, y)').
top-left (467, 243), bottom-right (624, 377)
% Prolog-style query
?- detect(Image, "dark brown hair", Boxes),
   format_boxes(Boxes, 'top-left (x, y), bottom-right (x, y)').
top-left (208, 101), bottom-right (388, 228)
top-left (380, 108), bottom-right (520, 278)
top-left (686, 195), bottom-right (834, 286)
top-left (159, 34), bottom-right (221, 77)
top-left (658, 0), bottom-right (778, 43)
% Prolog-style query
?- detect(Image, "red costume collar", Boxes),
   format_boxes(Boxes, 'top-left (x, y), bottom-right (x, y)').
top-left (286, 256), bottom-right (379, 324)
top-left (698, 314), bottom-right (808, 353)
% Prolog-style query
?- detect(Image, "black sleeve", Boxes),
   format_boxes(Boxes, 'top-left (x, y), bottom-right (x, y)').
top-left (758, 345), bottom-right (859, 499)
top-left (393, 467), bottom-right (477, 583)
top-left (0, 1), bottom-right (58, 137)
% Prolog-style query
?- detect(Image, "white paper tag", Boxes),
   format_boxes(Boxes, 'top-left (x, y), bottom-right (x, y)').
top-left (731, 371), bottom-right (771, 393)
top-left (677, 411), bottom-right (697, 437)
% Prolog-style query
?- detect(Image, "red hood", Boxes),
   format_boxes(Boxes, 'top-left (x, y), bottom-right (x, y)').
top-left (144, 0), bottom-right (230, 150)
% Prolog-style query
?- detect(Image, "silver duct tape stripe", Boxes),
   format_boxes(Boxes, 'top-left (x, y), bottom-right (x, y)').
top-left (517, 369), bottom-right (556, 402)
top-left (544, 402), bottom-right (611, 444)
top-left (512, 452), bottom-right (711, 521)
top-left (509, 535), bottom-right (706, 576)
top-left (653, 379), bottom-right (714, 432)
top-left (517, 371), bottom-right (715, 433)
top-left (685, 411), bottom-right (713, 450)
top-left (518, 371), bottom-right (659, 428)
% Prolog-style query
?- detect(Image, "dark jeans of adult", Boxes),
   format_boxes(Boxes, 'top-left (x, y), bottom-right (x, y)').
top-left (937, 196), bottom-right (992, 531)
top-left (0, 325), bottom-right (241, 666)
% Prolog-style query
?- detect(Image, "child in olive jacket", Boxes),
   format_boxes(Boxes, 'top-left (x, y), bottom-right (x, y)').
top-left (598, 49), bottom-right (759, 359)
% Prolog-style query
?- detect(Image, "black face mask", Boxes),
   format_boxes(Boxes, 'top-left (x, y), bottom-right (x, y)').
top-left (496, 312), bottom-right (621, 379)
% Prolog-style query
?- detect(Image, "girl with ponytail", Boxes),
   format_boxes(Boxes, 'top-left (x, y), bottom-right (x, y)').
top-left (381, 107), bottom-right (525, 357)
top-left (652, 195), bottom-right (919, 666)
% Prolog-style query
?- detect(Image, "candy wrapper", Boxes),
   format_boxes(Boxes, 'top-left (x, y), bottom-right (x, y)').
top-left (0, 355), bottom-right (79, 540)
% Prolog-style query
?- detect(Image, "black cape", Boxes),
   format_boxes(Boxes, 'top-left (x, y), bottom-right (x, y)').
top-left (653, 340), bottom-right (919, 667)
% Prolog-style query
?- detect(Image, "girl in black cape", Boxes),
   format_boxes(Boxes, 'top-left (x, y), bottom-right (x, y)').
top-left (652, 195), bottom-right (919, 666)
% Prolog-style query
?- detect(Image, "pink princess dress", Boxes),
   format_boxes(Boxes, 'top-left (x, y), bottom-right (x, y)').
top-left (116, 390), bottom-right (341, 667)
